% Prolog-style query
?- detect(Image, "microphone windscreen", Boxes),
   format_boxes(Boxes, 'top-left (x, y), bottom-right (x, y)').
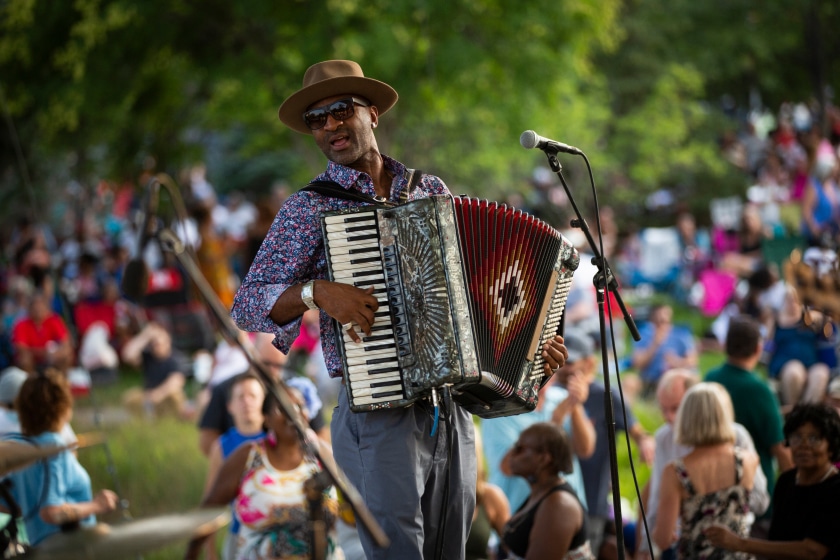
top-left (520, 130), bottom-right (539, 150)
top-left (121, 259), bottom-right (150, 301)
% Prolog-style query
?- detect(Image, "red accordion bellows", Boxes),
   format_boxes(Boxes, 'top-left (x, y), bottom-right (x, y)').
top-left (454, 197), bottom-right (565, 372)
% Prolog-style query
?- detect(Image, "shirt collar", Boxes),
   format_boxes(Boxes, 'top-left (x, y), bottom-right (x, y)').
top-left (324, 155), bottom-right (407, 199)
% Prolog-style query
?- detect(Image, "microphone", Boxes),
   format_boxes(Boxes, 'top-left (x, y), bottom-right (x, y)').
top-left (121, 178), bottom-right (160, 300)
top-left (519, 130), bottom-right (582, 155)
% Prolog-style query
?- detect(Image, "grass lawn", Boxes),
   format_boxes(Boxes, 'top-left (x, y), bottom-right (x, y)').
top-left (72, 369), bottom-right (211, 560)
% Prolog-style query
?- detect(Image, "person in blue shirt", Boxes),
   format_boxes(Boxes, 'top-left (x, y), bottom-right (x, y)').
top-left (631, 304), bottom-right (698, 394)
top-left (204, 371), bottom-right (267, 560)
top-left (481, 341), bottom-right (596, 515)
top-left (3, 369), bottom-right (118, 546)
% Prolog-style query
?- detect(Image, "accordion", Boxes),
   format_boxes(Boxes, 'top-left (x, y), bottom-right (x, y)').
top-left (321, 195), bottom-right (579, 418)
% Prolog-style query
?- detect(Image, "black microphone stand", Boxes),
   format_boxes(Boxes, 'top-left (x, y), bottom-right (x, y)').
top-left (540, 150), bottom-right (641, 559)
top-left (151, 220), bottom-right (389, 552)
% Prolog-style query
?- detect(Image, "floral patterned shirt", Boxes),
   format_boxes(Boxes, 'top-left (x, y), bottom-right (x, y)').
top-left (230, 155), bottom-right (449, 377)
top-left (674, 448), bottom-right (754, 559)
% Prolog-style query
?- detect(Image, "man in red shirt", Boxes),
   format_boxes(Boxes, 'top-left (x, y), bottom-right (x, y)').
top-left (11, 292), bottom-right (73, 374)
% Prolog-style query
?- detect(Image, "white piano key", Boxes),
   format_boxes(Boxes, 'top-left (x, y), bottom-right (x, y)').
top-left (325, 220), bottom-right (377, 232)
top-left (352, 392), bottom-right (405, 406)
top-left (350, 385), bottom-right (403, 399)
top-left (324, 213), bottom-right (375, 224)
top-left (343, 338), bottom-right (397, 353)
top-left (348, 373), bottom-right (402, 386)
top-left (346, 351), bottom-right (398, 365)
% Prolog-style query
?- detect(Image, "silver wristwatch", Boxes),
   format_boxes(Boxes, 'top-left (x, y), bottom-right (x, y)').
top-left (301, 280), bottom-right (319, 310)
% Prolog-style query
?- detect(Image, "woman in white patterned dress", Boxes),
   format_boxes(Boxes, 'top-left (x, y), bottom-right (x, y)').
top-left (185, 385), bottom-right (338, 559)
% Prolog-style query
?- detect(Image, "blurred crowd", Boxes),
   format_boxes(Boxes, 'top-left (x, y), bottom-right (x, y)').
top-left (0, 99), bottom-right (839, 559)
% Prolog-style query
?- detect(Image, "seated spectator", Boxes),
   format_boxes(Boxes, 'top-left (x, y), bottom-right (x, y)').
top-left (705, 315), bottom-right (794, 507)
top-left (708, 265), bottom-right (784, 350)
top-left (767, 286), bottom-right (830, 409)
top-left (77, 321), bottom-right (120, 386)
top-left (120, 322), bottom-right (191, 419)
top-left (0, 366), bottom-right (77, 445)
top-left (185, 385), bottom-right (339, 560)
top-left (191, 202), bottom-right (237, 312)
top-left (652, 382), bottom-right (759, 557)
top-left (192, 328), bottom-right (252, 417)
top-left (558, 329), bottom-right (654, 557)
top-left (482, 363), bottom-right (595, 516)
top-left (73, 278), bottom-right (131, 353)
top-left (1, 370), bottom-right (118, 545)
top-left (800, 145), bottom-right (840, 249)
top-left (826, 378), bottom-right (840, 418)
top-left (500, 422), bottom-right (594, 559)
top-left (674, 210), bottom-right (713, 303)
top-left (203, 372), bottom-right (267, 560)
top-left (719, 203), bottom-right (774, 278)
top-left (2, 275), bottom-right (32, 336)
top-left (706, 403), bottom-right (840, 558)
top-left (197, 332), bottom-right (327, 457)
top-left (636, 369), bottom-right (769, 560)
top-left (0, 367), bottom-right (29, 436)
top-left (11, 291), bottom-right (73, 375)
top-left (631, 304), bottom-right (698, 393)
top-left (65, 251), bottom-right (105, 305)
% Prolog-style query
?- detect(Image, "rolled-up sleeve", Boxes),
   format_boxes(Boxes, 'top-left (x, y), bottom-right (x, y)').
top-left (231, 192), bottom-right (327, 354)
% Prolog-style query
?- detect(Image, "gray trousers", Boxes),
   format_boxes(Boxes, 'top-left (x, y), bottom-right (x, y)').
top-left (331, 384), bottom-right (477, 560)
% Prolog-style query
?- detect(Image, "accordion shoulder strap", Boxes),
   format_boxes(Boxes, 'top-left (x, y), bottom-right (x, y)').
top-left (301, 169), bottom-right (423, 207)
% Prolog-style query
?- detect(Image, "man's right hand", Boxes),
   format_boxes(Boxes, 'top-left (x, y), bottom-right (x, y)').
top-left (317, 282), bottom-right (379, 343)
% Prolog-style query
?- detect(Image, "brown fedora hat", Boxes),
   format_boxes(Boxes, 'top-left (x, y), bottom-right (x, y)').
top-left (278, 60), bottom-right (399, 135)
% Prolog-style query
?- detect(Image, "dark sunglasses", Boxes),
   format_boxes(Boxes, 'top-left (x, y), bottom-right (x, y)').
top-left (303, 97), bottom-right (370, 131)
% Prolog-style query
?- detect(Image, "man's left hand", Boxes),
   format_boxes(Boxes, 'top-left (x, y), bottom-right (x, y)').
top-left (541, 335), bottom-right (568, 377)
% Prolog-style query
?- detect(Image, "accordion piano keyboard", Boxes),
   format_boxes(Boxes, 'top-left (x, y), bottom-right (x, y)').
top-left (324, 212), bottom-right (406, 406)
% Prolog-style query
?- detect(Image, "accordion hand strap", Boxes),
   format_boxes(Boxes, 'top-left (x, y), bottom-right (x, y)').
top-left (301, 169), bottom-right (422, 207)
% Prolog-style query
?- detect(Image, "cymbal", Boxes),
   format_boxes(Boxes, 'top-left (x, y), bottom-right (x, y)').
top-left (23, 507), bottom-right (231, 560)
top-left (0, 441), bottom-right (68, 476)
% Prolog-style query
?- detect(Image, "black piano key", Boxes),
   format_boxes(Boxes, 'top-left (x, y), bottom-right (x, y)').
top-left (368, 367), bottom-right (401, 376)
top-left (346, 233), bottom-right (378, 243)
top-left (365, 356), bottom-right (396, 365)
top-left (350, 256), bottom-right (382, 265)
top-left (362, 334), bottom-right (393, 343)
top-left (352, 270), bottom-right (384, 278)
top-left (342, 215), bottom-right (374, 223)
top-left (363, 343), bottom-right (396, 353)
top-left (345, 225), bottom-right (377, 233)
top-left (346, 246), bottom-right (379, 255)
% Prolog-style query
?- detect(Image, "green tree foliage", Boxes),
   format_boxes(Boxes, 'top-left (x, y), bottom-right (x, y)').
top-left (0, 0), bottom-right (838, 229)
top-left (0, 0), bottom-right (620, 217)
